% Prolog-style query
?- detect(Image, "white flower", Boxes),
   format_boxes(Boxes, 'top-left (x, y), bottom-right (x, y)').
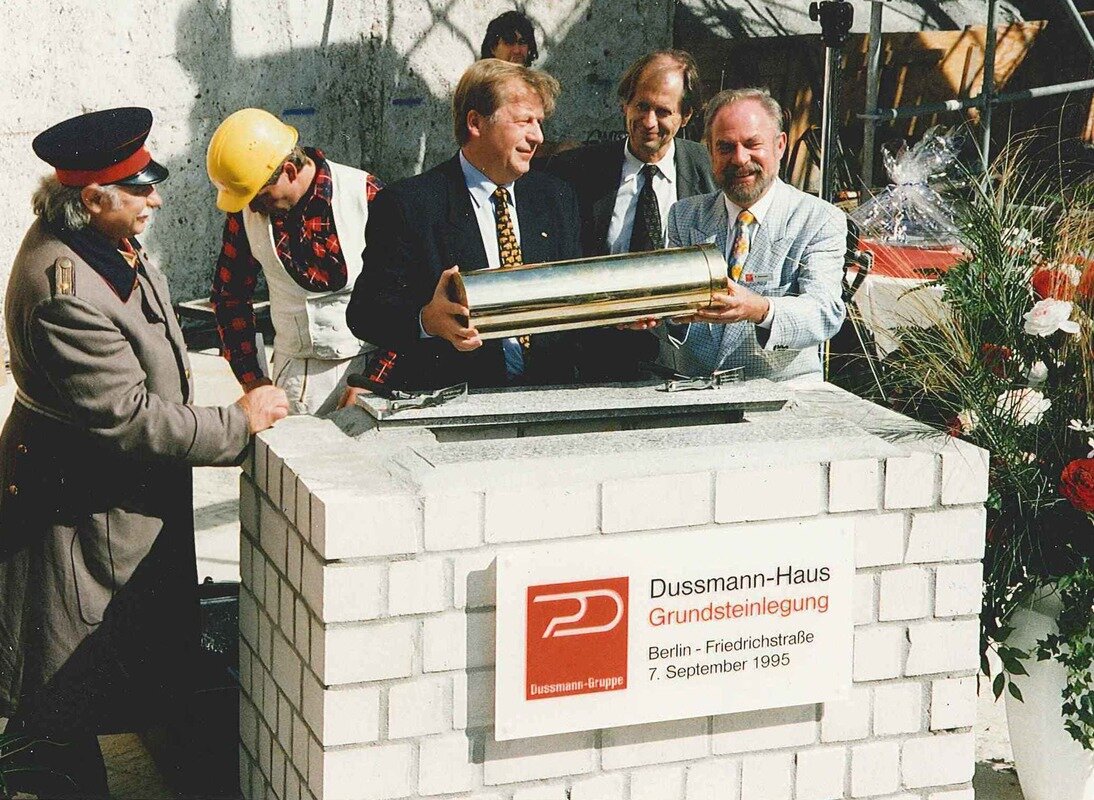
top-left (1024, 361), bottom-right (1049, 386)
top-left (1003, 227), bottom-right (1043, 252)
top-left (1059, 263), bottom-right (1084, 286)
top-left (1023, 299), bottom-right (1080, 337)
top-left (1070, 419), bottom-right (1094, 433)
top-left (995, 388), bottom-right (1051, 426)
top-left (1087, 437), bottom-right (1094, 459)
top-left (957, 409), bottom-right (979, 432)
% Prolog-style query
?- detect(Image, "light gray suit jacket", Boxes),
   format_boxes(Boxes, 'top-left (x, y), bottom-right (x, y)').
top-left (662, 180), bottom-right (847, 381)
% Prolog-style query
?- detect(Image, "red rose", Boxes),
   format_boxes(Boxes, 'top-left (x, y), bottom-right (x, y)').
top-left (1075, 261), bottom-right (1094, 301)
top-left (1060, 459), bottom-right (1094, 512)
top-left (1032, 268), bottom-right (1075, 301)
top-left (980, 343), bottom-right (1012, 377)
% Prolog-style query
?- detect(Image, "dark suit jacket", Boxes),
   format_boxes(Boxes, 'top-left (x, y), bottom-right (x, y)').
top-left (547, 137), bottom-right (717, 257)
top-left (347, 154), bottom-right (583, 389)
top-left (545, 137), bottom-right (717, 380)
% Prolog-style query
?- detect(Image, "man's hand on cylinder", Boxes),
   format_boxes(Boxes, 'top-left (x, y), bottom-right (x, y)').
top-left (421, 266), bottom-right (483, 351)
top-left (677, 282), bottom-right (770, 325)
top-left (616, 317), bottom-right (659, 331)
top-left (237, 385), bottom-right (290, 433)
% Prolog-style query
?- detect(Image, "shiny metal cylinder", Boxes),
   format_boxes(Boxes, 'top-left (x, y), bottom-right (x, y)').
top-left (449, 244), bottom-right (729, 339)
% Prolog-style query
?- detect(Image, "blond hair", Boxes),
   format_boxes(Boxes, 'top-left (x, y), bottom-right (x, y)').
top-left (452, 59), bottom-right (560, 145)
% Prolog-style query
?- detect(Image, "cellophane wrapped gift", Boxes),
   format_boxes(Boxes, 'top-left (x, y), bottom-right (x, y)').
top-left (848, 127), bottom-right (969, 355)
top-left (851, 126), bottom-right (968, 255)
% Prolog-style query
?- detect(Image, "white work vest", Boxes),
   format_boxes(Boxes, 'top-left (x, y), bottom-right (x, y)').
top-left (242, 160), bottom-right (370, 360)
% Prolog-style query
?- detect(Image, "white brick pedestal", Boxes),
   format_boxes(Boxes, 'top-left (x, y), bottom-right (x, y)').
top-left (237, 384), bottom-right (988, 800)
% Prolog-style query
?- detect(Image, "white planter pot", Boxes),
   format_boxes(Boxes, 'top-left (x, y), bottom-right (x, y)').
top-left (1005, 588), bottom-right (1094, 800)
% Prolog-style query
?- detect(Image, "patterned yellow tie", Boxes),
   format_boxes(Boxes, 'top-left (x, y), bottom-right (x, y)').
top-left (493, 187), bottom-right (523, 268)
top-left (728, 209), bottom-right (756, 282)
top-left (493, 187), bottom-right (530, 363)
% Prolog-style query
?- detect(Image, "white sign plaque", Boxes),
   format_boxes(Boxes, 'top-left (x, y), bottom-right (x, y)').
top-left (494, 518), bottom-right (854, 740)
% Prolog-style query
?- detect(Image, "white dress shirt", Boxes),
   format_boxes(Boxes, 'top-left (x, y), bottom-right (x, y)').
top-left (419, 152), bottom-right (522, 338)
top-left (460, 151), bottom-right (521, 269)
top-left (606, 139), bottom-right (677, 254)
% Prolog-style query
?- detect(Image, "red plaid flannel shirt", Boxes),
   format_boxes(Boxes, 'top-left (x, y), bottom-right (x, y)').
top-left (211, 148), bottom-right (383, 385)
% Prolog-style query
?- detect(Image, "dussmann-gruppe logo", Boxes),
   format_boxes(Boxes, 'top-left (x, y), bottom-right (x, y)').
top-left (525, 577), bottom-right (629, 701)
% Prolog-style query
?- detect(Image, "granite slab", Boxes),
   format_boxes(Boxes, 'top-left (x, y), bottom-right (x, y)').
top-left (355, 380), bottom-right (790, 428)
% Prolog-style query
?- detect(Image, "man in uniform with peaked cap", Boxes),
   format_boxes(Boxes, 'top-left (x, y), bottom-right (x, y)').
top-left (0, 107), bottom-right (288, 798)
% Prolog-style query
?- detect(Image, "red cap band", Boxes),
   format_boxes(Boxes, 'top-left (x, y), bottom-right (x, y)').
top-left (55, 146), bottom-right (152, 187)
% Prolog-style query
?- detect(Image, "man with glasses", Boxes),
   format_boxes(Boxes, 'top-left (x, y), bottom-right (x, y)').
top-left (207, 108), bottom-right (383, 414)
top-left (0, 107), bottom-right (288, 799)
top-left (480, 10), bottom-right (538, 66)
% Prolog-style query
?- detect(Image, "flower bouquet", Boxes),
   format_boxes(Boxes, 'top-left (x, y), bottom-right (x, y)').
top-left (863, 146), bottom-right (1094, 749)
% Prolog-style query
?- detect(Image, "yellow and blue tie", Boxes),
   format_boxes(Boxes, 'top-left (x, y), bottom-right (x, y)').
top-left (728, 209), bottom-right (756, 281)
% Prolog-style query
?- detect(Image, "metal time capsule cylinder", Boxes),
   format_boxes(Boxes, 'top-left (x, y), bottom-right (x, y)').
top-left (447, 244), bottom-right (729, 339)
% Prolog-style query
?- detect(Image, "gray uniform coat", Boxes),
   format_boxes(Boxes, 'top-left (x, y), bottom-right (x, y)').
top-left (0, 219), bottom-right (250, 732)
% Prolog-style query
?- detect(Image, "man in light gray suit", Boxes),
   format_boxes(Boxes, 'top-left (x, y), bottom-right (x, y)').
top-left (661, 87), bottom-right (846, 381)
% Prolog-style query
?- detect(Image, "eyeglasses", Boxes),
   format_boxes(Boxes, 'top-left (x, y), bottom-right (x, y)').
top-left (499, 32), bottom-right (527, 46)
top-left (260, 163), bottom-right (285, 190)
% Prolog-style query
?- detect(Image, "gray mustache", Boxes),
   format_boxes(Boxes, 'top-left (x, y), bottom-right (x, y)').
top-left (724, 166), bottom-right (761, 178)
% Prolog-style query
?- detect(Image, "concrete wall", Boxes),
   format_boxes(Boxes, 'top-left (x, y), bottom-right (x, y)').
top-left (1, 1), bottom-right (671, 307)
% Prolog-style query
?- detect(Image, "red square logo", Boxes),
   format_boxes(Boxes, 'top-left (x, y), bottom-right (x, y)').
top-left (525, 577), bottom-right (629, 701)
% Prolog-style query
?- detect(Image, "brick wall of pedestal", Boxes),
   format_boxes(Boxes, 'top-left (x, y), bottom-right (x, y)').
top-left (238, 414), bottom-right (988, 800)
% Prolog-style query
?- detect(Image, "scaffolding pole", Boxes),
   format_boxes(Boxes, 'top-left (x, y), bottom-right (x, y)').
top-left (861, 76), bottom-right (1094, 120)
top-left (854, 0), bottom-right (1094, 178)
top-left (980, 0), bottom-right (998, 172)
top-left (1060, 0), bottom-right (1094, 59)
top-left (861, 2), bottom-right (884, 188)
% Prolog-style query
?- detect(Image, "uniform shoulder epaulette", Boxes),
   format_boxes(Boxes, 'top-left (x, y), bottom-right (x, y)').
top-left (51, 256), bottom-right (76, 297)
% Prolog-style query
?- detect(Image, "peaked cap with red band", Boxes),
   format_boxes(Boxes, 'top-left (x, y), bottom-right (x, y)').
top-left (32, 107), bottom-right (169, 188)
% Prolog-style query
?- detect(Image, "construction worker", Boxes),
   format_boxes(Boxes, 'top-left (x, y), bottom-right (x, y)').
top-left (207, 108), bottom-right (383, 414)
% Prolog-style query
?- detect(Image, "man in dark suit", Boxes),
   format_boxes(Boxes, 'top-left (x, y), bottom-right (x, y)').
top-left (548, 49), bottom-right (716, 259)
top-left (347, 59), bottom-right (582, 390)
top-left (547, 50), bottom-right (717, 379)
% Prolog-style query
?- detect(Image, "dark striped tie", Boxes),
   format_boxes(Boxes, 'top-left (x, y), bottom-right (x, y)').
top-left (629, 164), bottom-right (662, 253)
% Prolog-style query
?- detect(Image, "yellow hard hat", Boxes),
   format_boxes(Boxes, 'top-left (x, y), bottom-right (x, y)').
top-left (206, 108), bottom-right (298, 213)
